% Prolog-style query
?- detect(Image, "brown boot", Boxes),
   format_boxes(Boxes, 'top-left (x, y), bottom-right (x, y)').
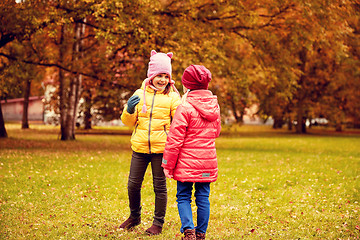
top-left (145, 224), bottom-right (162, 235)
top-left (119, 217), bottom-right (141, 229)
top-left (196, 231), bottom-right (206, 240)
top-left (182, 229), bottom-right (196, 240)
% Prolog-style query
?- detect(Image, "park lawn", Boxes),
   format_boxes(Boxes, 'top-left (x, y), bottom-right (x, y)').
top-left (0, 124), bottom-right (359, 239)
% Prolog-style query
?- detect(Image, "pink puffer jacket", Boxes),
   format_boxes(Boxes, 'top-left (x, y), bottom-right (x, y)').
top-left (162, 90), bottom-right (221, 182)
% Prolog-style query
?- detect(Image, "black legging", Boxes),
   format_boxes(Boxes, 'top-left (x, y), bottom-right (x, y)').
top-left (127, 151), bottom-right (167, 227)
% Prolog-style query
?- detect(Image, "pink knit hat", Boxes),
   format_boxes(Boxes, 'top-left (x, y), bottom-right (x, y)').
top-left (142, 50), bottom-right (180, 113)
top-left (147, 50), bottom-right (173, 80)
top-left (182, 65), bottom-right (212, 90)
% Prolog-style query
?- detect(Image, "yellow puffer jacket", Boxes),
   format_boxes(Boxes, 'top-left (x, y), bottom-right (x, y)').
top-left (121, 81), bottom-right (181, 154)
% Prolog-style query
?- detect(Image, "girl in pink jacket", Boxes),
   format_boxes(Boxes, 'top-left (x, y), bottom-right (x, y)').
top-left (162, 65), bottom-right (221, 240)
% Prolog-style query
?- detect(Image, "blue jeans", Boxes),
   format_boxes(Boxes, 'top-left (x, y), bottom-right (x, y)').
top-left (176, 181), bottom-right (210, 234)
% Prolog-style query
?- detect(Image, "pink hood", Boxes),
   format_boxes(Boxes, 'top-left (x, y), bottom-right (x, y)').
top-left (187, 90), bottom-right (220, 122)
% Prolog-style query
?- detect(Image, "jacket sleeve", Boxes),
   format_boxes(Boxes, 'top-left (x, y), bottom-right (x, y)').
top-left (162, 104), bottom-right (188, 170)
top-left (215, 104), bottom-right (221, 138)
top-left (120, 91), bottom-right (140, 127)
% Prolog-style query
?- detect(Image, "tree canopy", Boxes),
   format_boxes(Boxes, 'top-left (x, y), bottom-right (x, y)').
top-left (1, 0), bottom-right (359, 138)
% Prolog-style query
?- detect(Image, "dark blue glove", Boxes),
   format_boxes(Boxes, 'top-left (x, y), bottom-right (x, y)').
top-left (126, 95), bottom-right (140, 114)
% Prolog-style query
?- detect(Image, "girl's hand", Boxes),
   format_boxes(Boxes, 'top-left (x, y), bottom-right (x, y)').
top-left (126, 95), bottom-right (140, 114)
top-left (163, 169), bottom-right (173, 179)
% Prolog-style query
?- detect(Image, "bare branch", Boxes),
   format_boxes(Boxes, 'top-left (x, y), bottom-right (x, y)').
top-left (0, 52), bottom-right (128, 89)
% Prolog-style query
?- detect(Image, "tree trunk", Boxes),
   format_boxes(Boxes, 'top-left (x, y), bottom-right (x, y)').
top-left (296, 48), bottom-right (307, 134)
top-left (230, 99), bottom-right (243, 123)
top-left (0, 103), bottom-right (8, 138)
top-left (70, 22), bottom-right (85, 134)
top-left (273, 117), bottom-right (284, 129)
top-left (58, 24), bottom-right (74, 140)
top-left (59, 21), bottom-right (85, 140)
top-left (287, 117), bottom-right (293, 131)
top-left (84, 89), bottom-right (92, 130)
top-left (335, 120), bottom-right (343, 132)
top-left (64, 77), bottom-right (77, 140)
top-left (21, 79), bottom-right (31, 129)
top-left (302, 117), bottom-right (307, 133)
top-left (296, 98), bottom-right (307, 133)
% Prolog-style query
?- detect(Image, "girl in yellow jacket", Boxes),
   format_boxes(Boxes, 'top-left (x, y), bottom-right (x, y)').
top-left (120, 50), bottom-right (181, 235)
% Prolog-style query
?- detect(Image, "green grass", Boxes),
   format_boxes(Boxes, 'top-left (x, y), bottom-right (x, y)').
top-left (0, 124), bottom-right (359, 239)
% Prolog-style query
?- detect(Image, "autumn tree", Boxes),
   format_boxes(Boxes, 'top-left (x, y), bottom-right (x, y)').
top-left (213, 0), bottom-right (356, 132)
top-left (0, 0), bottom-right (47, 135)
top-left (287, 1), bottom-right (355, 133)
top-left (316, 2), bottom-right (360, 131)
top-left (45, 0), bottom-right (164, 138)
top-left (5, 41), bottom-right (44, 128)
top-left (325, 1), bottom-right (360, 130)
top-left (63, 0), bottom-right (159, 131)
top-left (152, 1), bottom-right (260, 121)
top-left (1, 0), bottom-right (158, 139)
top-left (1, 0), bottom-right (359, 138)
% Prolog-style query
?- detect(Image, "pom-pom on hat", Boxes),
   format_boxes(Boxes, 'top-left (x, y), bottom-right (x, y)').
top-left (182, 65), bottom-right (212, 90)
top-left (141, 50), bottom-right (180, 113)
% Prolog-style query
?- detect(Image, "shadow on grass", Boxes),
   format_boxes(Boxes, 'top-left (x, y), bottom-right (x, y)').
top-left (76, 128), bottom-right (133, 136)
top-left (0, 127), bottom-right (132, 152)
top-left (1, 137), bottom-right (131, 152)
top-left (220, 125), bottom-right (360, 138)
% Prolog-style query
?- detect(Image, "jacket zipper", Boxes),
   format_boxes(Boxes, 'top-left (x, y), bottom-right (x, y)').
top-left (148, 91), bottom-right (157, 154)
top-left (164, 125), bottom-right (168, 136)
top-left (133, 123), bottom-right (138, 136)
